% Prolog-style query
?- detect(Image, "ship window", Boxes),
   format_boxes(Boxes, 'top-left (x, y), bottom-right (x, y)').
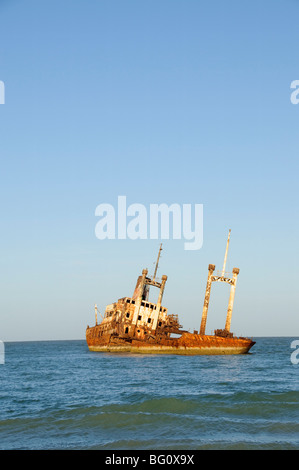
top-left (138, 315), bottom-right (142, 321)
top-left (132, 300), bottom-right (135, 304)
top-left (125, 327), bottom-right (129, 334)
top-left (158, 321), bottom-right (162, 326)
top-left (126, 312), bottom-right (130, 318)
top-left (147, 318), bottom-right (151, 323)
top-left (146, 303), bottom-right (149, 308)
top-left (126, 299), bottom-right (130, 303)
top-left (137, 329), bottom-right (140, 333)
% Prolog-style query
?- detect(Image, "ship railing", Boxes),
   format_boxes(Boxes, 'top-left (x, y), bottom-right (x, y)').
top-left (148, 275), bottom-right (162, 283)
top-left (214, 270), bottom-right (232, 279)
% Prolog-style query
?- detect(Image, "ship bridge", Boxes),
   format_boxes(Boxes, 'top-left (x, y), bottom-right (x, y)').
top-left (131, 244), bottom-right (168, 331)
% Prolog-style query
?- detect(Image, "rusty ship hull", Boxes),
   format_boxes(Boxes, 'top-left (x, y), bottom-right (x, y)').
top-left (86, 236), bottom-right (255, 356)
top-left (86, 330), bottom-right (255, 355)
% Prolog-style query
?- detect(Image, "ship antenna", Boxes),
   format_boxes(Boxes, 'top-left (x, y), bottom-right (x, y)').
top-left (95, 304), bottom-right (98, 325)
top-left (221, 229), bottom-right (231, 277)
top-left (152, 243), bottom-right (162, 282)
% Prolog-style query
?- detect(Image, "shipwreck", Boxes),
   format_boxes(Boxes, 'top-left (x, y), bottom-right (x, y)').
top-left (86, 231), bottom-right (255, 355)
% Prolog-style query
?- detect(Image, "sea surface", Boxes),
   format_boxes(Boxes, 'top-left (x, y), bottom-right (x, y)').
top-left (0, 337), bottom-right (298, 450)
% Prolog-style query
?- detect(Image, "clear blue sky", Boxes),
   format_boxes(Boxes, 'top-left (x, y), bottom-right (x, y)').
top-left (0, 0), bottom-right (298, 340)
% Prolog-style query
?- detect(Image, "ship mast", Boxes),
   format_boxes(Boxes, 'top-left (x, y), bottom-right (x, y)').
top-left (95, 304), bottom-right (98, 325)
top-left (152, 243), bottom-right (162, 282)
top-left (221, 229), bottom-right (231, 277)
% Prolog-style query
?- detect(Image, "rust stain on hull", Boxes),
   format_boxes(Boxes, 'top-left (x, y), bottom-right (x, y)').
top-left (86, 331), bottom-right (255, 355)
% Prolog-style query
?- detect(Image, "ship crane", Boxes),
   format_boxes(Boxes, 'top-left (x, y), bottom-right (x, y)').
top-left (200, 229), bottom-right (240, 337)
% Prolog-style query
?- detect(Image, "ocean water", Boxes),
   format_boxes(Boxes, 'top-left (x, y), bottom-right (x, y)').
top-left (0, 337), bottom-right (298, 450)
